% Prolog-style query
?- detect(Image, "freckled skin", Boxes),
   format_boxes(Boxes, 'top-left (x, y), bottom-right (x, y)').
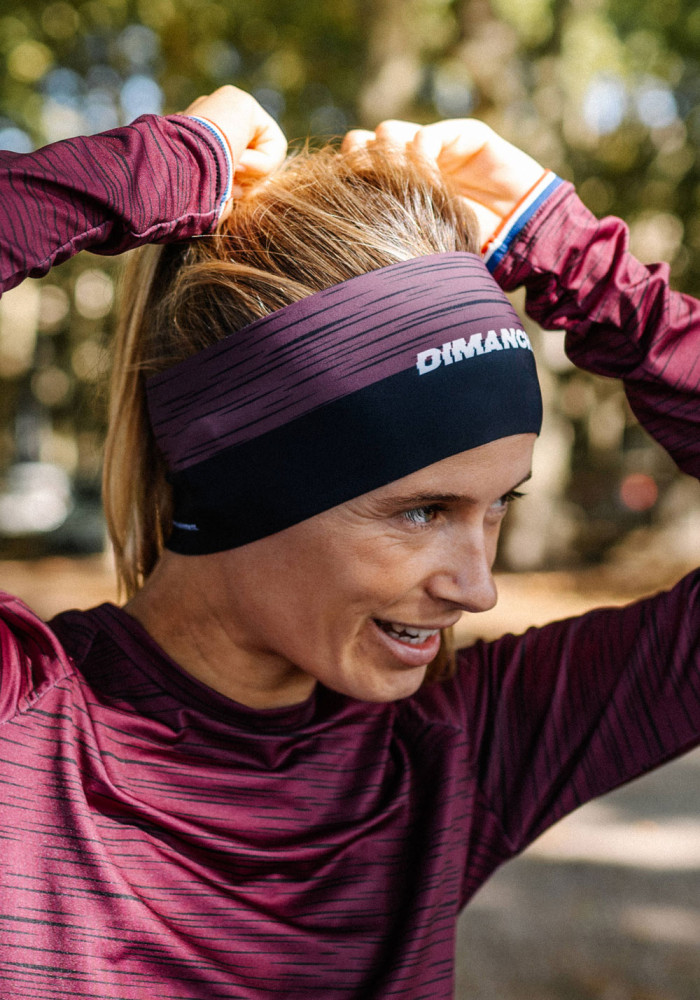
top-left (127, 434), bottom-right (536, 708)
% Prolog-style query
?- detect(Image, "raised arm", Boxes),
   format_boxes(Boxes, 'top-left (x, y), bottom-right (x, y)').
top-left (489, 180), bottom-right (700, 480)
top-left (0, 85), bottom-right (286, 297)
top-left (343, 119), bottom-right (700, 480)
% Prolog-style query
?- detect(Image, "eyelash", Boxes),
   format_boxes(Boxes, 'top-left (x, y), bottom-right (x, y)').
top-left (401, 505), bottom-right (445, 526)
top-left (497, 489), bottom-right (526, 507)
top-left (401, 491), bottom-right (527, 527)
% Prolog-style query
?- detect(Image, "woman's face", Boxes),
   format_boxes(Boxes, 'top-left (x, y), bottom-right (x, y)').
top-left (205, 433), bottom-right (536, 705)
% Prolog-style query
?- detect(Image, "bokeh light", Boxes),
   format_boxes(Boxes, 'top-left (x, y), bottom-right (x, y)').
top-left (38, 286), bottom-right (70, 332)
top-left (120, 74), bottom-right (163, 120)
top-left (0, 126), bottom-right (33, 152)
top-left (74, 269), bottom-right (114, 320)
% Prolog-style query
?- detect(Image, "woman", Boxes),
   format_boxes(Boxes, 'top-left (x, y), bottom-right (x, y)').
top-left (0, 87), bottom-right (698, 998)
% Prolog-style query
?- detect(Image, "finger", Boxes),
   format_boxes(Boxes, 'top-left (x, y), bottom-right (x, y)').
top-left (341, 129), bottom-right (375, 153)
top-left (185, 85), bottom-right (287, 174)
top-left (373, 119), bottom-right (422, 147)
top-left (410, 119), bottom-right (493, 168)
top-left (236, 144), bottom-right (284, 177)
top-left (465, 201), bottom-right (503, 250)
top-left (246, 115), bottom-right (287, 173)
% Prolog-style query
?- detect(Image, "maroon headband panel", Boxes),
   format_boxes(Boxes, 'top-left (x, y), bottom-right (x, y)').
top-left (147, 253), bottom-right (524, 472)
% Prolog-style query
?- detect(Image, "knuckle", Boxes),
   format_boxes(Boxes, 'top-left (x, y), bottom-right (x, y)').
top-left (374, 120), bottom-right (401, 136)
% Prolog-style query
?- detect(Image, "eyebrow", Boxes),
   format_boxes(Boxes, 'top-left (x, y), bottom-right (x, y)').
top-left (372, 471), bottom-right (533, 513)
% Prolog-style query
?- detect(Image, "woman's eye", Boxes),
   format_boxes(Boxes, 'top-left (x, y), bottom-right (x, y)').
top-left (490, 489), bottom-right (526, 515)
top-left (402, 506), bottom-right (439, 526)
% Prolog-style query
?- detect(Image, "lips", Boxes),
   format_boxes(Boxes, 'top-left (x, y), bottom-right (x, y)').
top-left (369, 617), bottom-right (443, 669)
top-left (374, 619), bottom-right (441, 645)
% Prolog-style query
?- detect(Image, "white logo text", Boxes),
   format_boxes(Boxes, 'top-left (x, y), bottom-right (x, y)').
top-left (416, 328), bottom-right (532, 376)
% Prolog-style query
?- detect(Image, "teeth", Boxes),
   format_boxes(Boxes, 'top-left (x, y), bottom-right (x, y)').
top-left (376, 620), bottom-right (440, 645)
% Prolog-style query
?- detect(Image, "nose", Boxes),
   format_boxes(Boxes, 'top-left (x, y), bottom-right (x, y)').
top-left (425, 528), bottom-right (498, 613)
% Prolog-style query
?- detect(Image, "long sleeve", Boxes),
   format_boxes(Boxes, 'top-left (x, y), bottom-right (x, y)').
top-left (0, 114), bottom-right (231, 296)
top-left (454, 567), bottom-right (700, 887)
top-left (492, 182), bottom-right (700, 479)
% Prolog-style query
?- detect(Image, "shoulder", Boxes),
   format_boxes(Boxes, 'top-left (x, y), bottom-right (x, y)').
top-left (0, 591), bottom-right (76, 722)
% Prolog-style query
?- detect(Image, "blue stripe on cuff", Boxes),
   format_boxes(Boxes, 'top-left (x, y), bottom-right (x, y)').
top-left (187, 115), bottom-right (234, 218)
top-left (484, 174), bottom-right (564, 274)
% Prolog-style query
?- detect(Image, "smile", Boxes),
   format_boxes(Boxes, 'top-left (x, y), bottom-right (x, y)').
top-left (374, 619), bottom-right (441, 645)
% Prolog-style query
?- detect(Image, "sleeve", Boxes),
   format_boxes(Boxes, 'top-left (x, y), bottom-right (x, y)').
top-left (0, 592), bottom-right (75, 723)
top-left (0, 114), bottom-right (232, 297)
top-left (456, 568), bottom-right (700, 865)
top-left (489, 180), bottom-right (700, 479)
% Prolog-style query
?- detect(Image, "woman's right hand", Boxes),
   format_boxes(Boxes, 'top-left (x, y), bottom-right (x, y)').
top-left (185, 86), bottom-right (287, 218)
top-left (342, 119), bottom-right (547, 249)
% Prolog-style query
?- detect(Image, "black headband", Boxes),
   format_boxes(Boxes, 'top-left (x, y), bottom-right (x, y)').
top-left (146, 252), bottom-right (542, 554)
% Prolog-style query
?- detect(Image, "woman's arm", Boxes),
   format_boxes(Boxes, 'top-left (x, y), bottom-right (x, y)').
top-left (0, 85), bottom-right (286, 296)
top-left (343, 119), bottom-right (700, 479)
top-left (492, 181), bottom-right (700, 480)
top-left (0, 115), bottom-right (227, 295)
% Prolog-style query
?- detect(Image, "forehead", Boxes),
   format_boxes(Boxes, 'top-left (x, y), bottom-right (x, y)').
top-left (240, 433), bottom-right (536, 557)
top-left (355, 433), bottom-right (536, 508)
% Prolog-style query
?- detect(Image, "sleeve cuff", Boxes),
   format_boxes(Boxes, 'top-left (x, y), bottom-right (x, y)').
top-left (482, 171), bottom-right (564, 273)
top-left (186, 115), bottom-right (234, 219)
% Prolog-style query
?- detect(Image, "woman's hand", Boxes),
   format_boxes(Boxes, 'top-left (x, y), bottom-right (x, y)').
top-left (185, 86), bottom-right (287, 219)
top-left (342, 119), bottom-right (546, 248)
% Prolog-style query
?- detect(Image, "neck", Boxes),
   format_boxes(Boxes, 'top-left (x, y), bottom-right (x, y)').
top-left (124, 552), bottom-right (316, 710)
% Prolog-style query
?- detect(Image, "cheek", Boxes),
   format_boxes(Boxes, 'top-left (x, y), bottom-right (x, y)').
top-left (266, 548), bottom-right (368, 629)
top-left (246, 518), bottom-right (429, 627)
top-left (339, 539), bottom-right (431, 607)
top-left (488, 515), bottom-right (508, 558)
top-left (295, 544), bottom-right (419, 623)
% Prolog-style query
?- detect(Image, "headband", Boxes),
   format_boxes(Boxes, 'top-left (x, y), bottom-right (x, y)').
top-left (146, 252), bottom-right (542, 554)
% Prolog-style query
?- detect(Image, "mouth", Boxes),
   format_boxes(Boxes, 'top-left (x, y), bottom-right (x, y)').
top-left (369, 617), bottom-right (446, 669)
top-left (373, 619), bottom-right (442, 645)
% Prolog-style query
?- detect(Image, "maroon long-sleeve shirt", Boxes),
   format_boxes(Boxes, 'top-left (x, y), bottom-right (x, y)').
top-left (0, 130), bottom-right (698, 998)
top-left (0, 113), bottom-right (229, 293)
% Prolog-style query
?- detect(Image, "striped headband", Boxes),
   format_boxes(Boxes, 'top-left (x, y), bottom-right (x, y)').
top-left (146, 252), bottom-right (542, 554)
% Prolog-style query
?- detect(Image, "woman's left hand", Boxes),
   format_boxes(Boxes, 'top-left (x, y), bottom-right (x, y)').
top-left (342, 119), bottom-right (546, 249)
top-left (185, 86), bottom-right (287, 218)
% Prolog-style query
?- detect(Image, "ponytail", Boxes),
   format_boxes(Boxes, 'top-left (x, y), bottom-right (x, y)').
top-left (103, 245), bottom-right (171, 597)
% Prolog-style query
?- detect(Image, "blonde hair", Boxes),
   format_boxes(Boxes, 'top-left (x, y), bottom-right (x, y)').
top-left (104, 145), bottom-right (480, 645)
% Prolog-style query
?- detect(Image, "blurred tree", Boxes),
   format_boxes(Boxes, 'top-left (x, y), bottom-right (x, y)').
top-left (0, 0), bottom-right (697, 565)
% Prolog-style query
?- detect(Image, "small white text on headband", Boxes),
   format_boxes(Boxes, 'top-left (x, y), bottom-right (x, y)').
top-left (416, 328), bottom-right (532, 376)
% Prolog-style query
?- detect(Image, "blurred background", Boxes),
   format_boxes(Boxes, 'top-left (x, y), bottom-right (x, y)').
top-left (1, 1), bottom-right (699, 997)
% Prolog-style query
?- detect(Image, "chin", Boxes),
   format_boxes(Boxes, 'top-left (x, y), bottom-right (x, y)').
top-left (330, 662), bottom-right (429, 704)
